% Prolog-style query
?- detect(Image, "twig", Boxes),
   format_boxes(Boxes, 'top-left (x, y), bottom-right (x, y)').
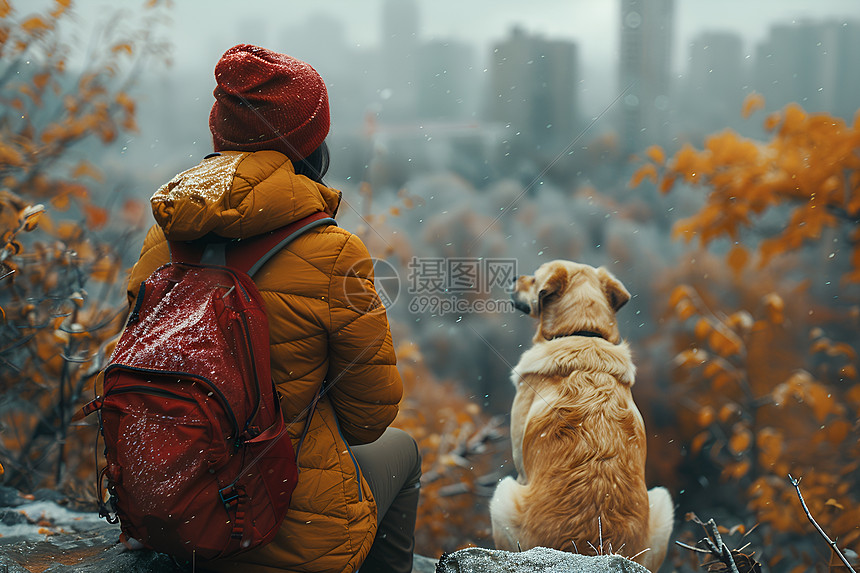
top-left (675, 540), bottom-right (710, 554)
top-left (629, 547), bottom-right (651, 561)
top-left (421, 416), bottom-right (505, 484)
top-left (677, 513), bottom-right (761, 573)
top-left (788, 474), bottom-right (857, 573)
top-left (598, 515), bottom-right (604, 555)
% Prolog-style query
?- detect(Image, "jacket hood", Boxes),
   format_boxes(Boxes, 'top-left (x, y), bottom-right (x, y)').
top-left (150, 150), bottom-right (341, 241)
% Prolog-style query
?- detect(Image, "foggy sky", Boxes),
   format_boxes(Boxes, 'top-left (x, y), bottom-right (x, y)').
top-left (148, 0), bottom-right (857, 72)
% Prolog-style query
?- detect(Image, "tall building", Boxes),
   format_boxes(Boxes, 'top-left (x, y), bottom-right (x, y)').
top-left (754, 19), bottom-right (860, 120)
top-left (683, 31), bottom-right (745, 132)
top-left (486, 27), bottom-right (579, 152)
top-left (416, 40), bottom-right (477, 121)
top-left (618, 0), bottom-right (674, 155)
top-left (380, 0), bottom-right (421, 121)
top-left (831, 20), bottom-right (860, 122)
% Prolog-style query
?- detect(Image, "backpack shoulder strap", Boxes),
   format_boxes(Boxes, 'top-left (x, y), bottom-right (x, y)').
top-left (167, 212), bottom-right (336, 275)
top-left (226, 212), bottom-right (337, 277)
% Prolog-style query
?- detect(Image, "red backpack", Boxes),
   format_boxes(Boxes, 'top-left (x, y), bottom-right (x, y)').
top-left (79, 212), bottom-right (334, 562)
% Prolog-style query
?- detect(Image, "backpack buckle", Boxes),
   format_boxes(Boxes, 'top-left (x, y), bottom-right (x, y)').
top-left (218, 485), bottom-right (240, 508)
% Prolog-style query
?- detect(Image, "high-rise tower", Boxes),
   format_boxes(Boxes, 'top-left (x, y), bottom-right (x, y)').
top-left (381, 0), bottom-right (421, 120)
top-left (486, 27), bottom-right (579, 153)
top-left (618, 0), bottom-right (674, 155)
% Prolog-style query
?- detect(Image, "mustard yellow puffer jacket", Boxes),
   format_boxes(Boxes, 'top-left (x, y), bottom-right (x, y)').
top-left (126, 150), bottom-right (402, 573)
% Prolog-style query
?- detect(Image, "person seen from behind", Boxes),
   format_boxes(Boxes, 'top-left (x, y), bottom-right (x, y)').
top-left (126, 44), bottom-right (421, 573)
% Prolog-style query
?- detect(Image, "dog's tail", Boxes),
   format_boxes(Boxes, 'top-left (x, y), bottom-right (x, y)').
top-left (636, 486), bottom-right (674, 572)
top-left (490, 476), bottom-right (528, 551)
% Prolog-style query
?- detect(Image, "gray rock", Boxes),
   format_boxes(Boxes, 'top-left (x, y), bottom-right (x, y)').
top-left (41, 544), bottom-right (184, 572)
top-left (0, 510), bottom-right (27, 526)
top-left (33, 489), bottom-right (69, 505)
top-left (413, 553), bottom-right (438, 572)
top-left (435, 546), bottom-right (650, 573)
top-left (0, 487), bottom-right (25, 508)
top-left (0, 555), bottom-right (30, 573)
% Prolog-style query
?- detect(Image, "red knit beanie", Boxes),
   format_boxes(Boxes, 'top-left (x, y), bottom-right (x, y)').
top-left (209, 44), bottom-right (330, 161)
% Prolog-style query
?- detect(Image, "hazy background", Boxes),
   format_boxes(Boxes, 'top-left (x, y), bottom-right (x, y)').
top-left (79, 0), bottom-right (859, 182)
top-left (65, 0), bottom-right (860, 411)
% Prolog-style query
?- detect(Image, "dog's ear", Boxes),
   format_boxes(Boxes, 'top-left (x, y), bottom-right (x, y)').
top-left (597, 267), bottom-right (630, 312)
top-left (537, 266), bottom-right (568, 314)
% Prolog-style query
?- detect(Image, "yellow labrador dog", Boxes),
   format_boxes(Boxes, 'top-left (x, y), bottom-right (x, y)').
top-left (490, 260), bottom-right (673, 572)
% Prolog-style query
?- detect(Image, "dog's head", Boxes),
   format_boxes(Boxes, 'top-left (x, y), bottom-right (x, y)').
top-left (511, 260), bottom-right (630, 344)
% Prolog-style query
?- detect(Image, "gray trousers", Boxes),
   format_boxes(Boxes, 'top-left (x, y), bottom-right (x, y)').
top-left (352, 428), bottom-right (422, 573)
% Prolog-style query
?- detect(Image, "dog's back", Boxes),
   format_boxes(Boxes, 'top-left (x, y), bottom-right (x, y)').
top-left (491, 338), bottom-right (673, 570)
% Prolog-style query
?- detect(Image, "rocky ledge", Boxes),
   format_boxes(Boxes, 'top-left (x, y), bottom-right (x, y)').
top-left (0, 487), bottom-right (646, 572)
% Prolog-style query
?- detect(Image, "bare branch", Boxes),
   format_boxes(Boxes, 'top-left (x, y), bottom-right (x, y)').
top-left (788, 474), bottom-right (857, 573)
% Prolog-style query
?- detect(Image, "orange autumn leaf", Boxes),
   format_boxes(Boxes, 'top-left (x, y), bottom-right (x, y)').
top-left (718, 402), bottom-right (740, 422)
top-left (702, 361), bottom-right (722, 379)
top-left (763, 111), bottom-right (782, 132)
top-left (780, 103), bottom-right (808, 135)
top-left (742, 92), bottom-right (766, 119)
top-left (763, 292), bottom-right (784, 324)
top-left (756, 428), bottom-right (783, 467)
top-left (71, 161), bottom-right (103, 182)
top-left (827, 342), bottom-right (856, 361)
top-left (694, 317), bottom-right (711, 340)
top-left (0, 143), bottom-right (24, 167)
top-left (50, 192), bottom-right (70, 211)
top-left (83, 204), bottom-right (108, 229)
top-left (729, 425), bottom-right (752, 455)
top-left (115, 91), bottom-right (135, 113)
top-left (723, 459), bottom-right (750, 480)
top-left (32, 72), bottom-right (50, 91)
top-left (825, 498), bottom-right (845, 510)
top-left (673, 348), bottom-right (708, 368)
top-left (668, 285), bottom-right (695, 308)
top-left (55, 221), bottom-right (81, 241)
top-left (51, 0), bottom-right (72, 17)
top-left (691, 431), bottom-right (709, 454)
top-left (676, 298), bottom-right (697, 321)
top-left (806, 382), bottom-right (834, 422)
top-left (121, 198), bottom-right (147, 228)
top-left (825, 420), bottom-right (851, 444)
top-left (708, 327), bottom-right (743, 357)
top-left (20, 203), bottom-right (45, 231)
top-left (696, 405), bottom-right (715, 427)
top-left (21, 16), bottom-right (50, 33)
top-left (645, 145), bottom-right (665, 165)
top-left (630, 163), bottom-right (658, 188)
top-left (112, 43), bottom-right (133, 55)
top-left (726, 244), bottom-right (749, 274)
top-left (658, 173), bottom-right (677, 194)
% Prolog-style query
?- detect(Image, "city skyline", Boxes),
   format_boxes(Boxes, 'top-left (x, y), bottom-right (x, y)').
top-left (70, 0), bottom-right (860, 193)
top-left (153, 0), bottom-right (858, 71)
